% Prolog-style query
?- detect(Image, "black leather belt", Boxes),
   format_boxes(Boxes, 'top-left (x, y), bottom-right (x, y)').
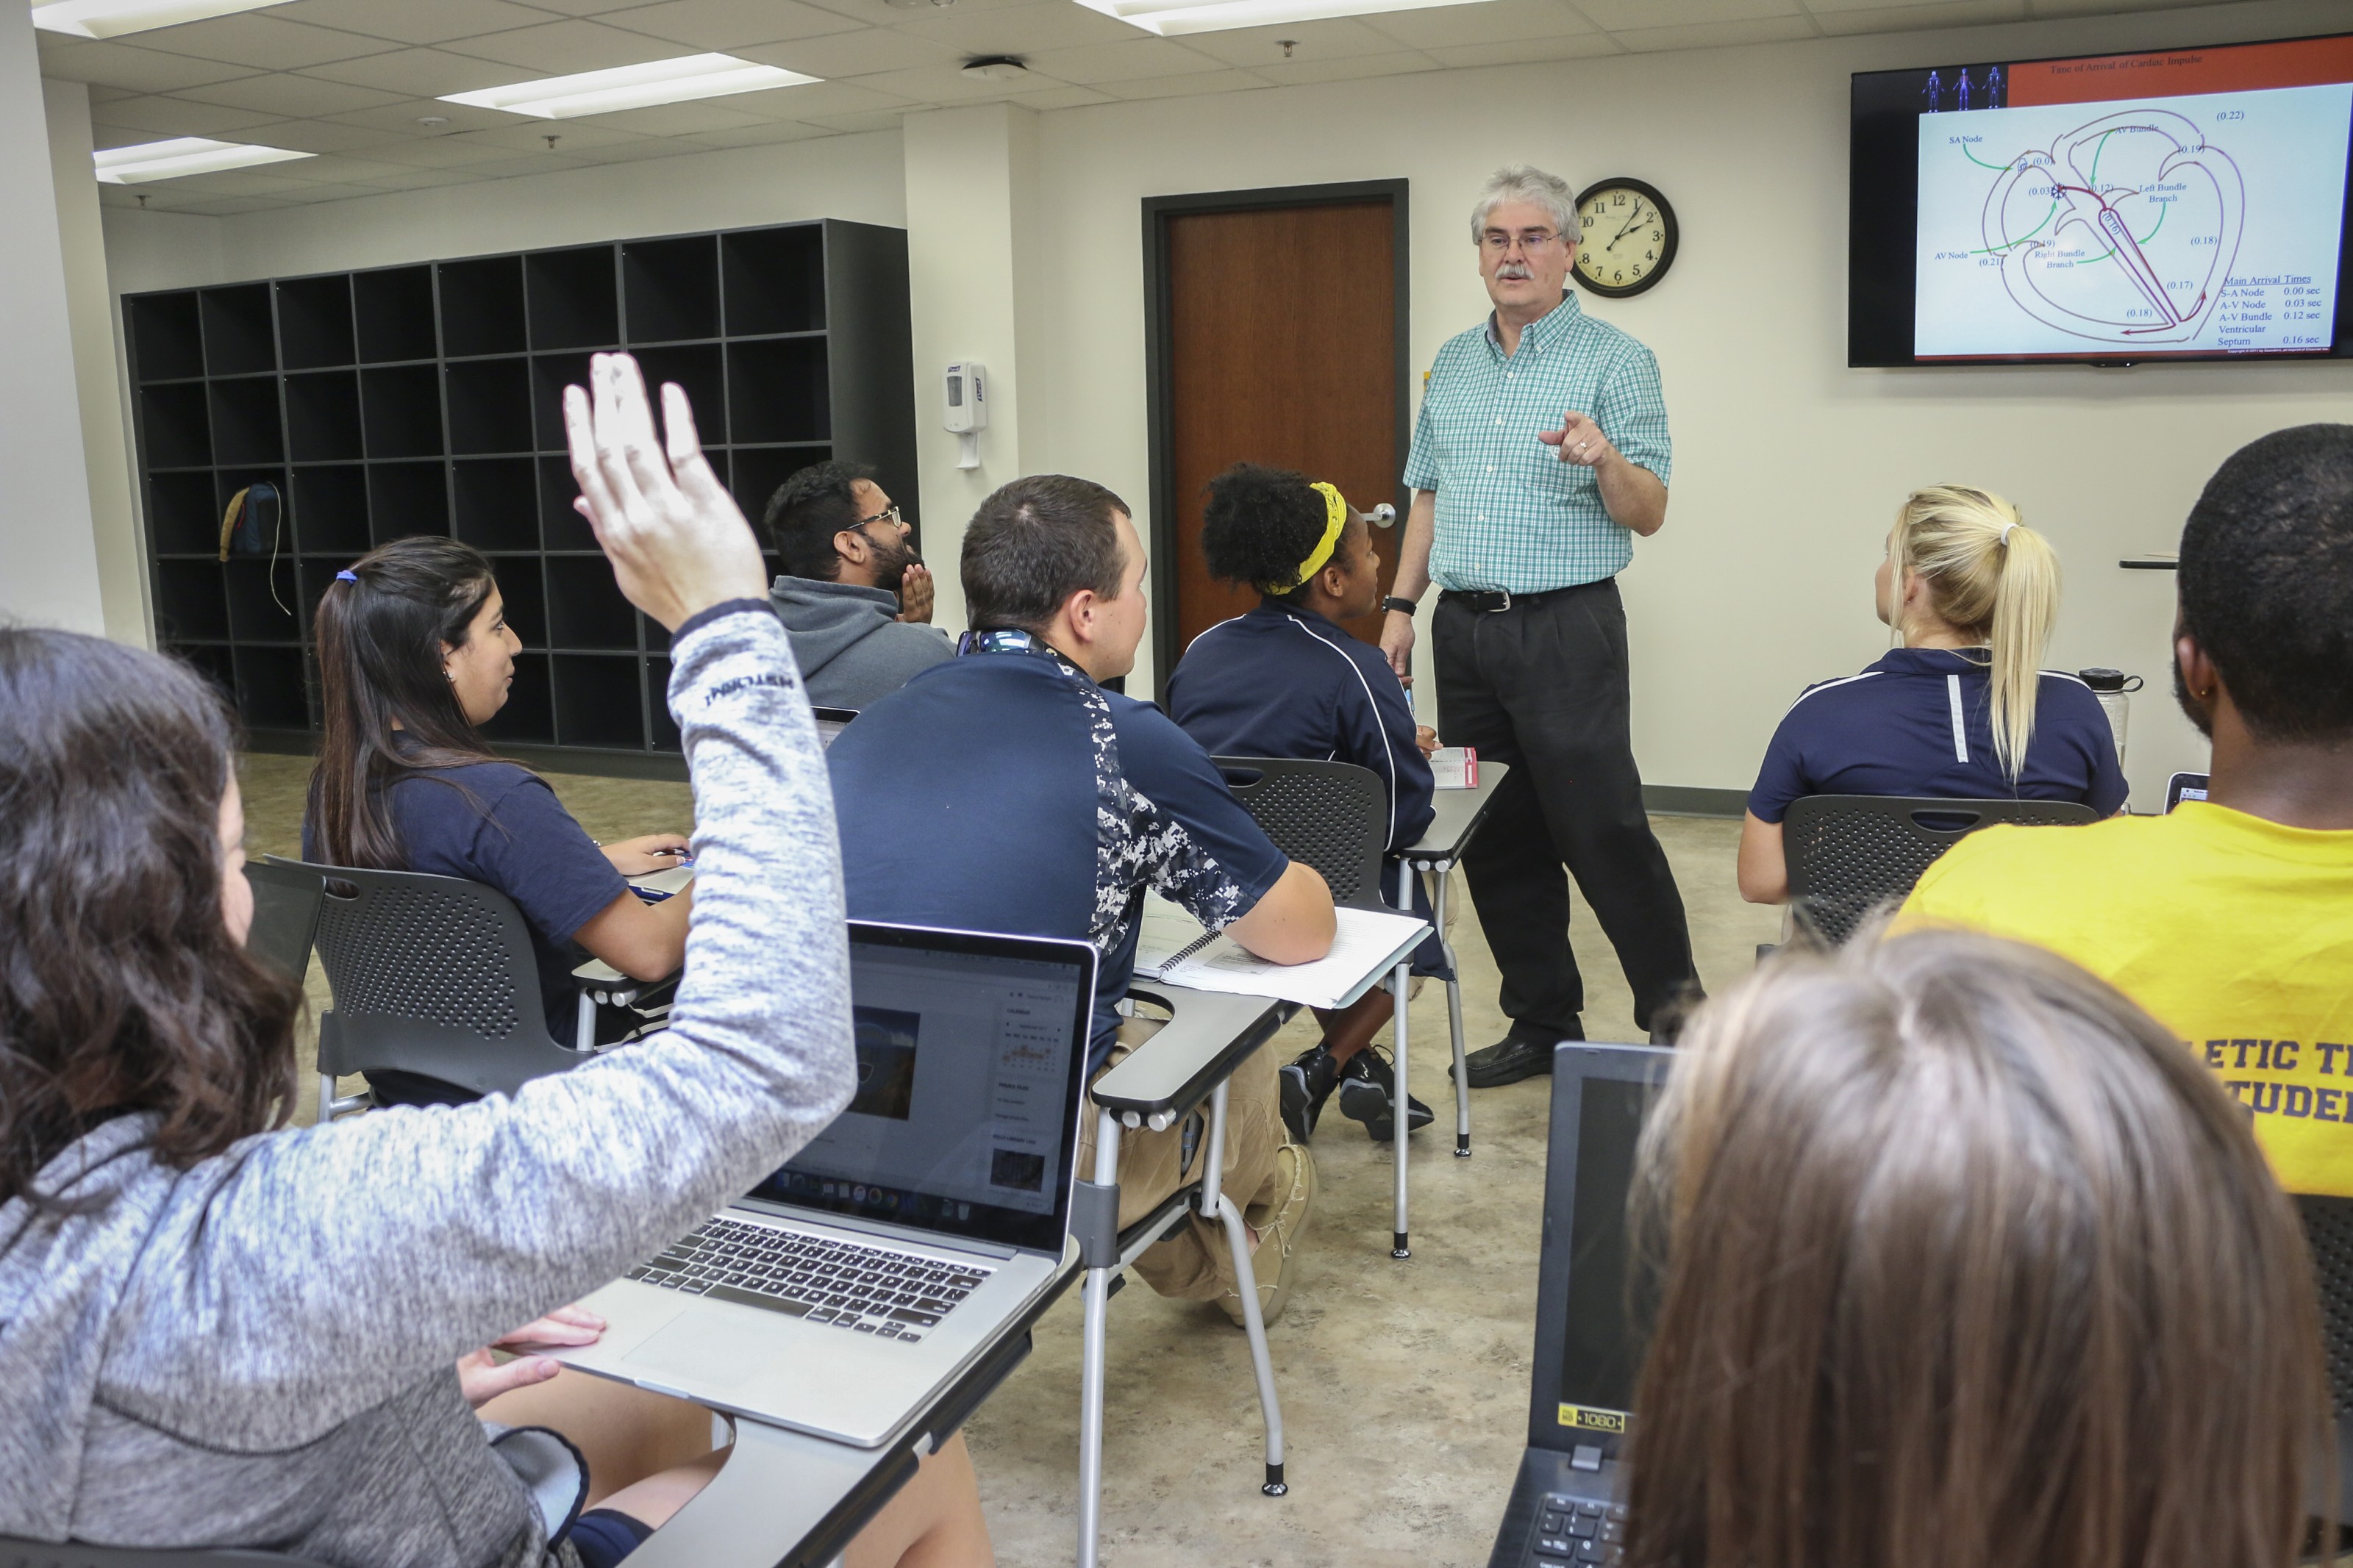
top-left (1439, 579), bottom-right (1613, 614)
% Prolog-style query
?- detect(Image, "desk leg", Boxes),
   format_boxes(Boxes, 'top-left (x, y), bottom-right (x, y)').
top-left (1076, 1110), bottom-right (1123, 1568)
top-left (1205, 1075), bottom-right (1288, 1497)
top-left (1390, 959), bottom-right (1412, 1259)
top-left (1431, 864), bottom-right (1472, 1157)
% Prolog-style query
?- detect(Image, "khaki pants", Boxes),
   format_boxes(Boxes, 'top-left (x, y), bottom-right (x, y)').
top-left (1074, 1022), bottom-right (1284, 1302)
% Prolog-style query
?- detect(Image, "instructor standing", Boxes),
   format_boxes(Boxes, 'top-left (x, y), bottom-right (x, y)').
top-left (1382, 164), bottom-right (1697, 1085)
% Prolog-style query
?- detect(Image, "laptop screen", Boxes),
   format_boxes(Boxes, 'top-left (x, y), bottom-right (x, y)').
top-left (813, 706), bottom-right (858, 750)
top-left (745, 924), bottom-right (1093, 1255)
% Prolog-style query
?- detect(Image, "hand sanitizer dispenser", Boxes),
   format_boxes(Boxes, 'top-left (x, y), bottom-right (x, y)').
top-left (944, 361), bottom-right (986, 471)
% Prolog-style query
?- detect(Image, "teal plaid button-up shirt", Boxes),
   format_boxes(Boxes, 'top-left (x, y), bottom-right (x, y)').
top-left (1402, 293), bottom-right (1671, 595)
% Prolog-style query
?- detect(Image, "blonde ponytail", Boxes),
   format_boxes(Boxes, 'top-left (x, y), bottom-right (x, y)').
top-left (1888, 485), bottom-right (2061, 780)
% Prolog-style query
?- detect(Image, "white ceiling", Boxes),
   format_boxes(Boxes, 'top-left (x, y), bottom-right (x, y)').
top-left (42, 0), bottom-right (2224, 215)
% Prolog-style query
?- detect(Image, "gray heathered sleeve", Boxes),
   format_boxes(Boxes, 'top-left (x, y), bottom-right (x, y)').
top-left (99, 608), bottom-right (858, 1448)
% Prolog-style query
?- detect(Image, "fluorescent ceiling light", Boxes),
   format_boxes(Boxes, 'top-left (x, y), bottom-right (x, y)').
top-left (438, 53), bottom-right (821, 120)
top-left (1076, 0), bottom-right (1490, 33)
top-left (94, 137), bottom-right (315, 184)
top-left (32, 0), bottom-right (291, 40)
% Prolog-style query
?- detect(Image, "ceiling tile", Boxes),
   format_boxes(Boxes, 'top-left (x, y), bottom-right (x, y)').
top-left (462, 151), bottom-right (605, 175)
top-left (792, 0), bottom-right (1044, 22)
top-left (174, 71), bottom-right (410, 115)
top-left (350, 132), bottom-right (544, 166)
top-left (599, 0), bottom-right (865, 50)
top-left (36, 40), bottom-right (265, 93)
top-left (296, 46), bottom-right (538, 94)
top-left (314, 95), bottom-right (526, 133)
top-left (354, 165), bottom-right (500, 189)
top-left (1179, 18), bottom-right (1410, 66)
top-left (1019, 36), bottom-right (1226, 83)
top-left (1007, 82), bottom-right (1117, 108)
top-left (445, 18), bottom-right (699, 73)
top-left (802, 107), bottom-right (912, 131)
top-left (1103, 67), bottom-right (1268, 99)
top-left (151, 165), bottom-right (321, 196)
top-left (1808, 0), bottom-right (2022, 29)
top-left (250, 118), bottom-right (429, 152)
top-left (1422, 32), bottom-right (1620, 64)
top-left (279, 152), bottom-right (424, 182)
top-left (115, 14), bottom-right (403, 69)
top-left (734, 28), bottom-right (958, 78)
top-left (178, 196), bottom-right (305, 214)
top-left (495, 0), bottom-right (651, 12)
top-left (268, 0), bottom-right (562, 44)
top-left (1249, 49), bottom-right (1438, 83)
top-left (268, 179), bottom-right (399, 200)
top-left (563, 98), bottom-right (772, 132)
top-left (1368, 0), bottom-right (1596, 47)
top-left (1568, 0), bottom-right (1797, 25)
top-left (854, 61), bottom-right (1066, 100)
top-left (675, 117), bottom-right (842, 145)
top-left (1611, 14), bottom-right (1818, 47)
top-left (81, 92), bottom-right (284, 135)
top-left (712, 76), bottom-right (915, 115)
top-left (2025, 0), bottom-right (2213, 15)
top-left (882, 1), bottom-right (1143, 56)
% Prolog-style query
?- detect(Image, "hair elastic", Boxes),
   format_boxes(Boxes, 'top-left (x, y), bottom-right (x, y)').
top-left (1997, 522), bottom-right (2018, 547)
top-left (1259, 482), bottom-right (1351, 594)
top-left (335, 568), bottom-right (357, 582)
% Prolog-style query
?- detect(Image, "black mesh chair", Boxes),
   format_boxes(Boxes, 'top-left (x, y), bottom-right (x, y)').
top-left (2297, 1195), bottom-right (2353, 1522)
top-left (0, 1543), bottom-right (328, 1566)
top-left (1214, 757), bottom-right (1425, 1256)
top-left (1782, 795), bottom-right (2099, 946)
top-left (238, 860), bottom-right (324, 987)
top-left (272, 856), bottom-right (591, 1118)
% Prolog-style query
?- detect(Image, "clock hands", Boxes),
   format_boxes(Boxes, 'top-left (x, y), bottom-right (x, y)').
top-left (1604, 203), bottom-right (1646, 252)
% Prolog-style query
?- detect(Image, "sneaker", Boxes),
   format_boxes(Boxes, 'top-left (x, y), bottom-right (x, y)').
top-left (1449, 1035), bottom-right (1559, 1089)
top-left (1334, 1049), bottom-right (1435, 1142)
top-left (1277, 1044), bottom-right (1342, 1145)
top-left (1218, 1142), bottom-right (1315, 1328)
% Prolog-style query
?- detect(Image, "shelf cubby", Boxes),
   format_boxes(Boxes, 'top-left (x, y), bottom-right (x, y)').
top-left (216, 469), bottom-right (289, 549)
top-left (446, 357), bottom-right (532, 455)
top-left (545, 554), bottom-right (638, 651)
top-left (722, 226), bottom-right (826, 337)
top-left (728, 337), bottom-right (828, 443)
top-left (354, 266), bottom-right (436, 364)
top-left (129, 219), bottom-right (913, 764)
top-left (130, 292), bottom-right (204, 382)
top-left (454, 458), bottom-right (540, 551)
top-left (148, 469), bottom-right (220, 554)
top-left (624, 235), bottom-right (721, 343)
top-left (201, 285), bottom-right (275, 377)
top-left (290, 464), bottom-right (370, 556)
top-left (368, 461), bottom-right (449, 543)
top-left (527, 246), bottom-right (619, 351)
top-left (361, 364), bottom-right (443, 459)
top-left (553, 654), bottom-right (646, 750)
top-left (439, 256), bottom-right (527, 358)
top-left (285, 370), bottom-right (363, 462)
top-left (276, 276), bottom-right (354, 370)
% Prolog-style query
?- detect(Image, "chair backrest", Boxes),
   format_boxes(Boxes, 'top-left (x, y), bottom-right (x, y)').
top-left (0, 1541), bottom-right (329, 1567)
top-left (239, 859), bottom-right (324, 987)
top-left (1782, 794), bottom-right (2099, 945)
top-left (2298, 1195), bottom-right (2353, 1423)
top-left (269, 856), bottom-right (587, 1099)
top-left (1213, 757), bottom-right (1388, 912)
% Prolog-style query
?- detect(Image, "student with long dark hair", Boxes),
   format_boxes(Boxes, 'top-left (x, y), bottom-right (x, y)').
top-left (0, 355), bottom-right (996, 1564)
top-left (307, 536), bottom-right (693, 1103)
top-left (1624, 930), bottom-right (2324, 1568)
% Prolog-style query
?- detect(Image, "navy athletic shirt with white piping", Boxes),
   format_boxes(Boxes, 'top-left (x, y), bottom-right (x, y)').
top-left (1746, 646), bottom-right (2129, 824)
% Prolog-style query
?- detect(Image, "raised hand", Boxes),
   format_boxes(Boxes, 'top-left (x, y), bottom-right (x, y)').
top-left (1538, 410), bottom-right (1617, 468)
top-left (564, 353), bottom-right (768, 631)
top-left (896, 560), bottom-right (935, 625)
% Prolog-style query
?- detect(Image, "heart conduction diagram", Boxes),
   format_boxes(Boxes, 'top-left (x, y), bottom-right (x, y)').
top-left (1977, 109), bottom-right (2244, 346)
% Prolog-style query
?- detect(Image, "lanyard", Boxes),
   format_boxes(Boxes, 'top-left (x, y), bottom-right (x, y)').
top-left (959, 627), bottom-right (1091, 682)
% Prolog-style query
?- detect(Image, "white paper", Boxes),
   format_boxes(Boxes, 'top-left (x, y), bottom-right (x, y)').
top-left (1429, 746), bottom-right (1479, 790)
top-left (1135, 900), bottom-right (1429, 1009)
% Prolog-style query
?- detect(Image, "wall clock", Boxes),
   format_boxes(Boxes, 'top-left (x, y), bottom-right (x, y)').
top-left (1573, 177), bottom-right (1677, 298)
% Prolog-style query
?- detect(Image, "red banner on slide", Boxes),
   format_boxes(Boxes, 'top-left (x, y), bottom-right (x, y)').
top-left (2008, 35), bottom-right (2353, 107)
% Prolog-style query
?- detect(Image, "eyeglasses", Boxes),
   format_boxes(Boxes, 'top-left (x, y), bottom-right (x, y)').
top-left (857, 503), bottom-right (904, 532)
top-left (1479, 229), bottom-right (1564, 254)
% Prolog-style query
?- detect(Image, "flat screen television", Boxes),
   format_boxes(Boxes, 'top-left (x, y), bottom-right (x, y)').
top-left (1850, 31), bottom-right (2353, 366)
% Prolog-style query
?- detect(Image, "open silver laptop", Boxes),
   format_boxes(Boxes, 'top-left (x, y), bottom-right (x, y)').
top-left (553, 921), bottom-right (1093, 1449)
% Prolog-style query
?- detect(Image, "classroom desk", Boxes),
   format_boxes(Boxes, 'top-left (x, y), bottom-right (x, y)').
top-left (1398, 761), bottom-right (1511, 1164)
top-left (626, 1257), bottom-right (1077, 1568)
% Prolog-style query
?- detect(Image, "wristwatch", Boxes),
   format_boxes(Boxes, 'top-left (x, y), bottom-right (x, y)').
top-left (1381, 595), bottom-right (1418, 617)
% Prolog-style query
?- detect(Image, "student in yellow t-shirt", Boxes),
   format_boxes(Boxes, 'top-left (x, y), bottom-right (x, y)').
top-left (1901, 424), bottom-right (2353, 1197)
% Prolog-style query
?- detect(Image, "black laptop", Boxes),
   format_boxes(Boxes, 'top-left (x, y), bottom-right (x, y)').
top-left (1487, 1042), bottom-right (1672, 1568)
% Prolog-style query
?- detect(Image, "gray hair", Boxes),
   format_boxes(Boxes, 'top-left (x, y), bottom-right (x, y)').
top-left (1470, 165), bottom-right (1577, 245)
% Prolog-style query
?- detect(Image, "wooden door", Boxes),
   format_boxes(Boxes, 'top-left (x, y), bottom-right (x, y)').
top-left (1161, 198), bottom-right (1400, 661)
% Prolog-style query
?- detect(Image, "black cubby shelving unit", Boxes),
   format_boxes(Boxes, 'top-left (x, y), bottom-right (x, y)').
top-left (124, 219), bottom-right (918, 773)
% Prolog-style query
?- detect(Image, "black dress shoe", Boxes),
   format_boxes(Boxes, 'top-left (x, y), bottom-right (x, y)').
top-left (1279, 1044), bottom-right (1343, 1144)
top-left (1334, 1049), bottom-right (1435, 1142)
top-left (1450, 1036), bottom-right (1558, 1089)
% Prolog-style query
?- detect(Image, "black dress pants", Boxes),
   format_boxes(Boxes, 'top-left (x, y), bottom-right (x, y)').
top-left (1433, 580), bottom-right (1696, 1037)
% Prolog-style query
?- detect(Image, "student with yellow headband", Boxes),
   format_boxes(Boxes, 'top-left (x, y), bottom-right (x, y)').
top-left (1168, 463), bottom-right (1443, 1145)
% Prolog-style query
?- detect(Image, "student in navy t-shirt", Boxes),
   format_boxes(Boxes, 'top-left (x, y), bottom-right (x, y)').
top-left (1738, 485), bottom-right (2128, 906)
top-left (305, 537), bottom-right (696, 1106)
top-left (830, 475), bottom-right (1336, 1327)
top-left (1166, 463), bottom-right (1440, 1147)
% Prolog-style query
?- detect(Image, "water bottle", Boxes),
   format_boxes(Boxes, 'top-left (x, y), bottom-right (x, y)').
top-left (2078, 667), bottom-right (2142, 767)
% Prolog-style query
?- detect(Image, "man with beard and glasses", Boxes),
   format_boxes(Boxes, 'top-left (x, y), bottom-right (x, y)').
top-left (763, 461), bottom-right (951, 710)
top-left (1378, 163), bottom-right (1698, 1086)
top-left (1901, 424), bottom-right (2353, 1199)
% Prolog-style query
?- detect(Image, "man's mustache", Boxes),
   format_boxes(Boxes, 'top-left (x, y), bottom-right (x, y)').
top-left (1496, 263), bottom-right (1532, 280)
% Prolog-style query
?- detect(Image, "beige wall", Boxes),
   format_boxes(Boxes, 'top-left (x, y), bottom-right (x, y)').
top-left (86, 0), bottom-right (2353, 804)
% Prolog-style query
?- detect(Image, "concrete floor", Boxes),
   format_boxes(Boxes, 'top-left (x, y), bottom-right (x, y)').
top-left (235, 751), bottom-right (1778, 1566)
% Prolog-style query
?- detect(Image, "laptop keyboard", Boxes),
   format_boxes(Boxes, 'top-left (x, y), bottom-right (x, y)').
top-left (628, 1217), bottom-right (993, 1343)
top-left (1530, 1496), bottom-right (1625, 1568)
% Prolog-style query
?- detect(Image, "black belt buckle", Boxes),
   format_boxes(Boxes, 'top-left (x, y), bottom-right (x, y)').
top-left (1475, 588), bottom-right (1513, 613)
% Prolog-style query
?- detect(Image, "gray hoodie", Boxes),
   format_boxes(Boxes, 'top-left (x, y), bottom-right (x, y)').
top-left (0, 605), bottom-right (857, 1566)
top-left (769, 576), bottom-right (951, 712)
